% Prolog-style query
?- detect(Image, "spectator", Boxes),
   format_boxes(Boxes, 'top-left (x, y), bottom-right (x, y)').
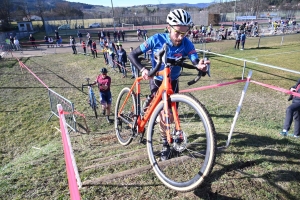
top-left (137, 28), bottom-right (141, 41)
top-left (129, 47), bottom-right (137, 79)
top-left (117, 44), bottom-right (127, 78)
top-left (86, 31), bottom-right (90, 40)
top-left (44, 35), bottom-right (49, 48)
top-left (121, 30), bottom-right (125, 42)
top-left (87, 38), bottom-right (92, 53)
top-left (118, 30), bottom-right (122, 42)
top-left (164, 26), bottom-right (168, 33)
top-left (29, 34), bottom-right (37, 48)
top-left (77, 31), bottom-right (83, 44)
top-left (58, 36), bottom-right (62, 47)
top-left (70, 36), bottom-right (77, 54)
top-left (100, 29), bottom-right (105, 40)
top-left (234, 32), bottom-right (241, 49)
top-left (114, 31), bottom-right (117, 42)
top-left (92, 68), bottom-right (112, 123)
top-left (48, 37), bottom-right (54, 47)
top-left (97, 31), bottom-right (101, 42)
top-left (143, 29), bottom-right (148, 41)
top-left (102, 39), bottom-right (109, 65)
top-left (107, 31), bottom-right (110, 40)
top-left (99, 38), bottom-right (105, 51)
top-left (82, 41), bottom-right (86, 55)
top-left (14, 37), bottom-right (21, 51)
top-left (240, 31), bottom-right (246, 50)
top-left (55, 30), bottom-right (59, 45)
top-left (9, 36), bottom-right (14, 49)
top-left (280, 79), bottom-right (300, 138)
top-left (92, 40), bottom-right (97, 58)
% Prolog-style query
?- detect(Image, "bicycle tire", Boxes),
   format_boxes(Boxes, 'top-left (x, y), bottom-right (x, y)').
top-left (146, 93), bottom-right (216, 192)
top-left (90, 92), bottom-right (98, 119)
top-left (115, 87), bottom-right (137, 146)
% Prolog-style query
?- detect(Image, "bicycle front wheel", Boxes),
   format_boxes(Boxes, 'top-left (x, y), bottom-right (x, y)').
top-left (90, 92), bottom-right (98, 119)
top-left (115, 87), bottom-right (137, 146)
top-left (146, 93), bottom-right (216, 192)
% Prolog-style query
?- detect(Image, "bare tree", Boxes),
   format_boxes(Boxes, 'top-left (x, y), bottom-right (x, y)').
top-left (54, 2), bottom-right (83, 25)
top-left (17, 0), bottom-right (31, 21)
top-left (35, 0), bottom-right (47, 30)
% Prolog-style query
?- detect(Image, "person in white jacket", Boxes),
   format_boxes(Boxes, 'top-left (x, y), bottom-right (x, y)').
top-left (14, 37), bottom-right (21, 51)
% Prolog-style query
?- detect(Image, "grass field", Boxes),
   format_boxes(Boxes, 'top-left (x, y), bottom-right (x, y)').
top-left (1, 33), bottom-right (300, 199)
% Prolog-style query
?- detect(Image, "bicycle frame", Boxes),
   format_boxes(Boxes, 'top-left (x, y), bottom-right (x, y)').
top-left (117, 65), bottom-right (180, 144)
top-left (82, 78), bottom-right (98, 118)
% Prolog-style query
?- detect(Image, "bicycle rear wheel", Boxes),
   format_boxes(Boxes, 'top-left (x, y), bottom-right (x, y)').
top-left (146, 93), bottom-right (216, 192)
top-left (115, 87), bottom-right (137, 146)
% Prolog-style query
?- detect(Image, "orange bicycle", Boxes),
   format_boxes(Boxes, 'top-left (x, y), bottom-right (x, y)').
top-left (114, 43), bottom-right (216, 192)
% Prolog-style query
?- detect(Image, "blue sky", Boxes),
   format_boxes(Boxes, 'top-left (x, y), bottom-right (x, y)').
top-left (67, 0), bottom-right (212, 7)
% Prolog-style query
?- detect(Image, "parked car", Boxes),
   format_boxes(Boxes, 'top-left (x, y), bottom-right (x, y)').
top-left (58, 24), bottom-right (70, 30)
top-left (89, 23), bottom-right (101, 28)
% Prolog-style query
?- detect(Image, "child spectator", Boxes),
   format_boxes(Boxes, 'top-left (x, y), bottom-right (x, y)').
top-left (48, 37), bottom-right (54, 47)
top-left (240, 31), bottom-right (246, 50)
top-left (82, 41), bottom-right (86, 54)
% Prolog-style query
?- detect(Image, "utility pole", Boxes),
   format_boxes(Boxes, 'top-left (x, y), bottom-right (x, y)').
top-left (111, 0), bottom-right (115, 31)
top-left (234, 0), bottom-right (237, 22)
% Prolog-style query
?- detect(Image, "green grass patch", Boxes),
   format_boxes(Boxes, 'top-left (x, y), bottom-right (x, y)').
top-left (1, 34), bottom-right (300, 199)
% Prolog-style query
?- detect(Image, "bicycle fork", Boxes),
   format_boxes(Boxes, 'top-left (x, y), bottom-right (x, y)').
top-left (162, 91), bottom-right (182, 145)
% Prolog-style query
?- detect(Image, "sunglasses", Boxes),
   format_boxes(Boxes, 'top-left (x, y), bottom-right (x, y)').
top-left (170, 25), bottom-right (190, 36)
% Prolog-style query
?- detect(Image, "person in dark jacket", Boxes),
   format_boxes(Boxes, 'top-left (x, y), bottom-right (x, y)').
top-left (29, 34), bottom-right (37, 48)
top-left (117, 44), bottom-right (127, 78)
top-left (70, 36), bottom-right (77, 54)
top-left (92, 40), bottom-right (97, 58)
top-left (280, 79), bottom-right (300, 138)
top-left (87, 38), bottom-right (92, 53)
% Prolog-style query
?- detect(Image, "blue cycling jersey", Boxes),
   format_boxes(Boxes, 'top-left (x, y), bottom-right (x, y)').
top-left (139, 33), bottom-right (198, 81)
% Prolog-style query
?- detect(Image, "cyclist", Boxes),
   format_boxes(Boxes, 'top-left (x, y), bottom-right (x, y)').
top-left (92, 68), bottom-right (112, 123)
top-left (128, 8), bottom-right (210, 160)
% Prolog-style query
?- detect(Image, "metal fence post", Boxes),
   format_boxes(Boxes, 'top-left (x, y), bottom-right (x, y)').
top-left (242, 60), bottom-right (246, 80)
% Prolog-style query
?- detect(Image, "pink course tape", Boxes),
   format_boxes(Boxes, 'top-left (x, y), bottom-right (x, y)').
top-left (58, 107), bottom-right (81, 200)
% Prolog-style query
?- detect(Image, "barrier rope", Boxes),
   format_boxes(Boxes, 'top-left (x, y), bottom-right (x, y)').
top-left (11, 52), bottom-right (87, 129)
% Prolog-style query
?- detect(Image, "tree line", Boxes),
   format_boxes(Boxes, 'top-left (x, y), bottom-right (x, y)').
top-left (1, 0), bottom-right (299, 31)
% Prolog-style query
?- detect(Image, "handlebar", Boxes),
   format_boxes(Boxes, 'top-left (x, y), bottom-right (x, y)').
top-left (147, 43), bottom-right (209, 86)
top-left (81, 78), bottom-right (94, 92)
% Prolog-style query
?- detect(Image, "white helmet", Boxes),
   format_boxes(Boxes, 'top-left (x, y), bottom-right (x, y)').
top-left (166, 9), bottom-right (192, 26)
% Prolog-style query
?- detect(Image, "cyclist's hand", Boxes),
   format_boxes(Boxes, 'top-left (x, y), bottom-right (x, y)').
top-left (197, 59), bottom-right (210, 72)
top-left (291, 88), bottom-right (296, 92)
top-left (142, 69), bottom-right (149, 80)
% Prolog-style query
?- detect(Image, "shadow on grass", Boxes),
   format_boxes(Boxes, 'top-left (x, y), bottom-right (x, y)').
top-left (193, 131), bottom-right (300, 199)
top-left (248, 46), bottom-right (279, 50)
